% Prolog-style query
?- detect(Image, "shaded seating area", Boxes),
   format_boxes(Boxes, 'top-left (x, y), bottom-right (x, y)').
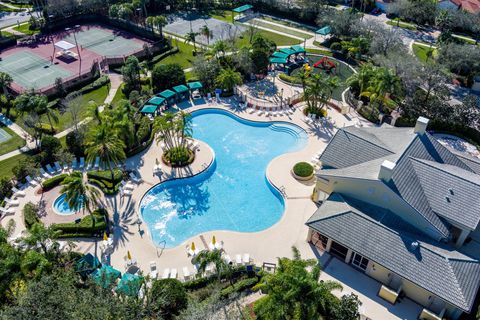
top-left (115, 273), bottom-right (144, 297)
top-left (91, 264), bottom-right (121, 288)
top-left (188, 81), bottom-right (203, 99)
top-left (269, 45), bottom-right (307, 74)
top-left (75, 253), bottom-right (101, 278)
top-left (233, 4), bottom-right (254, 21)
top-left (173, 84), bottom-right (189, 101)
top-left (157, 89), bottom-right (176, 106)
top-left (315, 25), bottom-right (332, 42)
top-left (54, 40), bottom-right (78, 60)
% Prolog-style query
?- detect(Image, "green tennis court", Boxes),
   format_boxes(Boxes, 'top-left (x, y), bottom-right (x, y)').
top-left (0, 51), bottom-right (73, 90)
top-left (65, 28), bottom-right (143, 57)
top-left (0, 127), bottom-right (12, 143)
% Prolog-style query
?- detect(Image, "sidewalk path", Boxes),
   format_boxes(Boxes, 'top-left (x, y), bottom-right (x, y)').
top-left (242, 21), bottom-right (306, 41)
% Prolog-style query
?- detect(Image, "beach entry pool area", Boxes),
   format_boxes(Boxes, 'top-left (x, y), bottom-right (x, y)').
top-left (53, 193), bottom-right (82, 215)
top-left (140, 109), bottom-right (308, 248)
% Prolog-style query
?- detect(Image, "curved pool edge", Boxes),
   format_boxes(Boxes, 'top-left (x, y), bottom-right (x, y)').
top-left (52, 193), bottom-right (80, 216)
top-left (139, 107), bottom-right (312, 250)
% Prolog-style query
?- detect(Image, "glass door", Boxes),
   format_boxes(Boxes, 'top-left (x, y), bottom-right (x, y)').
top-left (351, 252), bottom-right (369, 271)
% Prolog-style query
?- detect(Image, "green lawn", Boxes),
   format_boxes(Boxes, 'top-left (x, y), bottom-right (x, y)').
top-left (306, 47), bottom-right (333, 56)
top-left (156, 40), bottom-right (196, 69)
top-left (13, 23), bottom-right (40, 35)
top-left (110, 83), bottom-right (126, 107)
top-left (236, 29), bottom-right (302, 48)
top-left (261, 16), bottom-right (315, 33)
top-left (0, 4), bottom-right (22, 12)
top-left (0, 30), bottom-right (15, 39)
top-left (0, 126), bottom-right (25, 156)
top-left (386, 19), bottom-right (417, 31)
top-left (209, 10), bottom-right (236, 23)
top-left (250, 18), bottom-right (313, 39)
top-left (412, 43), bottom-right (437, 64)
top-left (0, 152), bottom-right (29, 180)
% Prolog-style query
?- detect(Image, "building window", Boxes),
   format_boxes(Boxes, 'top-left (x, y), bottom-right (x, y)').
top-left (351, 252), bottom-right (369, 271)
top-left (311, 231), bottom-right (328, 251)
top-left (330, 241), bottom-right (349, 260)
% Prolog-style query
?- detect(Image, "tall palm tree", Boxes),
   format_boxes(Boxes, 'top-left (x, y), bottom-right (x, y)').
top-left (61, 172), bottom-right (101, 232)
top-left (0, 72), bottom-right (12, 97)
top-left (185, 31), bottom-right (199, 53)
top-left (34, 95), bottom-right (58, 132)
top-left (154, 15), bottom-right (167, 38)
top-left (85, 122), bottom-right (126, 181)
top-left (145, 16), bottom-right (155, 34)
top-left (191, 249), bottom-right (230, 281)
top-left (215, 68), bottom-right (242, 93)
top-left (200, 24), bottom-right (212, 46)
top-left (253, 247), bottom-right (342, 319)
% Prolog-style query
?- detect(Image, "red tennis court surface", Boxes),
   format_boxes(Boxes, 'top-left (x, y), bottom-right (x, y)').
top-left (0, 24), bottom-right (152, 93)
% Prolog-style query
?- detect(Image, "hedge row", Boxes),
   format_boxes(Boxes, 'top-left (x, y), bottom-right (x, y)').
top-left (183, 265), bottom-right (248, 290)
top-left (52, 208), bottom-right (108, 238)
top-left (87, 169), bottom-right (123, 182)
top-left (41, 174), bottom-right (69, 191)
top-left (279, 73), bottom-right (303, 85)
top-left (219, 277), bottom-right (259, 298)
top-left (78, 75), bottom-right (110, 95)
top-left (23, 202), bottom-right (41, 229)
top-left (148, 47), bottom-right (179, 68)
top-left (88, 178), bottom-right (120, 195)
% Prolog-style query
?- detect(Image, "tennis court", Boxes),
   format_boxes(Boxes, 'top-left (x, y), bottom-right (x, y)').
top-left (0, 51), bottom-right (73, 90)
top-left (64, 28), bottom-right (143, 57)
top-left (0, 127), bottom-right (12, 144)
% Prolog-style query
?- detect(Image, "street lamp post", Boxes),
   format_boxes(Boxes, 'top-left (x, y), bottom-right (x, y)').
top-left (280, 88), bottom-right (284, 107)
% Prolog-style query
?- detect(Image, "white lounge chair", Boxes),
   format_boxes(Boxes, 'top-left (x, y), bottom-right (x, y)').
top-left (94, 157), bottom-right (100, 169)
top-left (153, 165), bottom-right (162, 174)
top-left (247, 107), bottom-right (255, 114)
top-left (63, 162), bottom-right (69, 172)
top-left (79, 157), bottom-right (85, 169)
top-left (26, 176), bottom-right (39, 186)
top-left (71, 159), bottom-right (78, 170)
top-left (149, 261), bottom-right (158, 279)
top-left (54, 161), bottom-right (62, 172)
top-left (12, 187), bottom-right (26, 197)
top-left (223, 254), bottom-right (232, 265)
top-left (243, 253), bottom-right (250, 265)
top-left (129, 172), bottom-right (142, 183)
top-left (120, 187), bottom-right (132, 197)
top-left (121, 181), bottom-right (134, 190)
top-left (46, 164), bottom-right (56, 175)
top-left (5, 198), bottom-right (19, 207)
top-left (0, 206), bottom-right (15, 214)
top-left (170, 268), bottom-right (177, 279)
top-left (257, 108), bottom-right (264, 116)
top-left (192, 141), bottom-right (199, 151)
top-left (162, 268), bottom-right (170, 279)
top-left (40, 168), bottom-right (51, 179)
top-left (235, 254), bottom-right (242, 265)
top-left (182, 267), bottom-right (191, 281)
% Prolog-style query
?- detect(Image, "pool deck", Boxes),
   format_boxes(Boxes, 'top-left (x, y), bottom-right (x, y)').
top-left (0, 99), bottom-right (422, 320)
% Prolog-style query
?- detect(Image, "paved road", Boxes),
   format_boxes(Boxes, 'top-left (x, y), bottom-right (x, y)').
top-left (0, 10), bottom-right (40, 29)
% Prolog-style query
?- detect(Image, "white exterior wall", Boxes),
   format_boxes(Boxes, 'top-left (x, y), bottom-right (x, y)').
top-left (316, 176), bottom-right (444, 240)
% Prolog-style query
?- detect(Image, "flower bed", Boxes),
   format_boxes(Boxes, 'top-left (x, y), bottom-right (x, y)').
top-left (162, 146), bottom-right (195, 167)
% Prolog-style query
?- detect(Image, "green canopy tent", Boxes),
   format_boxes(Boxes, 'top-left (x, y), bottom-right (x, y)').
top-left (232, 4), bottom-right (253, 22)
top-left (75, 253), bottom-right (101, 278)
top-left (279, 47), bottom-right (297, 56)
top-left (291, 45), bottom-right (306, 54)
top-left (187, 81), bottom-right (203, 90)
top-left (148, 96), bottom-right (165, 106)
top-left (271, 51), bottom-right (289, 59)
top-left (158, 89), bottom-right (176, 105)
top-left (173, 84), bottom-right (189, 101)
top-left (315, 26), bottom-right (331, 42)
top-left (115, 273), bottom-right (144, 297)
top-left (91, 265), bottom-right (121, 288)
top-left (269, 57), bottom-right (288, 64)
top-left (140, 104), bottom-right (159, 115)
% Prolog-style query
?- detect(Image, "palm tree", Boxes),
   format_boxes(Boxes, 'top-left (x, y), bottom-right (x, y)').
top-left (85, 122), bottom-right (126, 181)
top-left (34, 95), bottom-right (58, 132)
top-left (253, 247), bottom-right (342, 319)
top-left (154, 15), bottom-right (167, 38)
top-left (346, 63), bottom-right (375, 97)
top-left (361, 67), bottom-right (401, 115)
top-left (0, 72), bottom-right (12, 97)
top-left (212, 39), bottom-right (228, 59)
top-left (61, 172), bottom-right (101, 232)
top-left (22, 223), bottom-right (60, 256)
top-left (191, 249), bottom-right (231, 281)
top-left (304, 73), bottom-right (340, 112)
top-left (215, 68), bottom-right (242, 94)
top-left (185, 31), bottom-right (199, 53)
top-left (146, 16), bottom-right (155, 34)
top-left (200, 24), bottom-right (212, 46)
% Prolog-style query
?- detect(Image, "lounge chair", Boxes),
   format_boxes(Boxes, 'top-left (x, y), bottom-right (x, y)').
top-left (162, 269), bottom-right (170, 279)
top-left (46, 164), bottom-right (56, 175)
top-left (223, 254), bottom-right (232, 265)
top-left (26, 176), bottom-right (39, 186)
top-left (182, 267), bottom-right (191, 281)
top-left (79, 157), bottom-right (85, 169)
top-left (170, 268), bottom-right (177, 279)
top-left (120, 187), bottom-right (132, 197)
top-left (243, 253), bottom-right (251, 265)
top-left (121, 181), bottom-right (134, 190)
top-left (5, 198), bottom-right (19, 207)
top-left (71, 159), bottom-right (78, 170)
top-left (257, 108), bottom-right (264, 116)
top-left (54, 161), bottom-right (63, 172)
top-left (247, 107), bottom-right (255, 114)
top-left (235, 254), bottom-right (242, 265)
top-left (94, 157), bottom-right (100, 170)
top-left (149, 261), bottom-right (158, 279)
top-left (12, 187), bottom-right (26, 197)
top-left (40, 168), bottom-right (51, 179)
top-left (63, 162), bottom-right (69, 172)
top-left (0, 206), bottom-right (15, 214)
top-left (153, 164), bottom-right (162, 174)
top-left (192, 141), bottom-right (199, 151)
top-left (129, 172), bottom-right (142, 184)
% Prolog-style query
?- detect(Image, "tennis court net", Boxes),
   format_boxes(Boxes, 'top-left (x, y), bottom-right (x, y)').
top-left (81, 34), bottom-right (115, 50)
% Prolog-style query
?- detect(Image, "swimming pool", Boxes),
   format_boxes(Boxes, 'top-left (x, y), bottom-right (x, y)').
top-left (53, 193), bottom-right (82, 215)
top-left (140, 109), bottom-right (308, 248)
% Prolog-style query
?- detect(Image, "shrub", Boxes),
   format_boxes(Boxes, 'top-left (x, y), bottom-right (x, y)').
top-left (151, 279), bottom-right (188, 319)
top-left (87, 169), bottom-right (123, 194)
top-left (78, 75), bottom-right (110, 95)
top-left (0, 177), bottom-right (13, 201)
top-left (330, 42), bottom-right (342, 51)
top-left (293, 162), bottom-right (314, 177)
top-left (303, 106), bottom-right (327, 118)
top-left (279, 73), bottom-right (302, 85)
top-left (41, 174), bottom-right (68, 191)
top-left (13, 158), bottom-right (37, 183)
top-left (52, 208), bottom-right (108, 237)
top-left (148, 47), bottom-right (179, 67)
top-left (65, 130), bottom-right (86, 157)
top-left (151, 63), bottom-right (185, 93)
top-left (23, 202), bottom-right (41, 229)
top-left (220, 277), bottom-right (259, 298)
top-left (40, 135), bottom-right (62, 163)
top-left (163, 146), bottom-right (194, 167)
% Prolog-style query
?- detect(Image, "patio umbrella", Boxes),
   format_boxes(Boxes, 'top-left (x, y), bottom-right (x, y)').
top-left (191, 242), bottom-right (196, 251)
top-left (212, 236), bottom-right (216, 245)
top-left (115, 273), bottom-right (143, 297)
top-left (127, 250), bottom-right (132, 260)
top-left (103, 232), bottom-right (108, 241)
top-left (92, 264), bottom-right (121, 288)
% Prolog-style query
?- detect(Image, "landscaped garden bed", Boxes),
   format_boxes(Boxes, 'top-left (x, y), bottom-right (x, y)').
top-left (292, 162), bottom-right (314, 181)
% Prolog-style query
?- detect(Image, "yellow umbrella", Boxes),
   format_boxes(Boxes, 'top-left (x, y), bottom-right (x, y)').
top-left (127, 250), bottom-right (132, 260)
top-left (191, 242), bottom-right (196, 251)
top-left (212, 235), bottom-right (216, 245)
top-left (103, 232), bottom-right (108, 241)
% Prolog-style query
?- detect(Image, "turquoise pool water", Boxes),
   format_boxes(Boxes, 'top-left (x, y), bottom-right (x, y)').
top-left (53, 193), bottom-right (82, 215)
top-left (140, 109), bottom-right (308, 248)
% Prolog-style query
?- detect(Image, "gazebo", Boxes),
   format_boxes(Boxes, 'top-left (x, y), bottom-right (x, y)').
top-left (157, 89), bottom-right (176, 105)
top-left (315, 26), bottom-right (332, 42)
top-left (115, 273), bottom-right (144, 297)
top-left (54, 40), bottom-right (78, 60)
top-left (140, 104), bottom-right (159, 116)
top-left (269, 45), bottom-right (308, 73)
top-left (91, 265), bottom-right (121, 289)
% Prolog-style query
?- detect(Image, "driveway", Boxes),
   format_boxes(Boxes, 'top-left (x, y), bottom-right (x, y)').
top-left (0, 11), bottom-right (33, 29)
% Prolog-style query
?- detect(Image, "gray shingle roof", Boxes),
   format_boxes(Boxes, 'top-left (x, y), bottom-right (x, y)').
top-left (306, 194), bottom-right (480, 312)
top-left (450, 149), bottom-right (480, 175)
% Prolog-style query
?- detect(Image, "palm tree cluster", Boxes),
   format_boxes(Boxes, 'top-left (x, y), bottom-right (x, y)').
top-left (145, 15), bottom-right (167, 37)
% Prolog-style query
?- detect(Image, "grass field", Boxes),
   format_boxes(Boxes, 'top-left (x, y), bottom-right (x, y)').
top-left (157, 40), bottom-right (196, 69)
top-left (236, 29), bottom-right (302, 48)
top-left (13, 23), bottom-right (40, 35)
top-left (110, 84), bottom-right (126, 107)
top-left (0, 4), bottom-right (22, 12)
top-left (386, 19), bottom-right (417, 31)
top-left (0, 152), bottom-right (29, 180)
top-left (0, 126), bottom-right (25, 156)
top-left (412, 43), bottom-right (437, 64)
top-left (261, 16), bottom-right (315, 33)
top-left (250, 18), bottom-right (313, 39)
top-left (209, 10), bottom-right (236, 23)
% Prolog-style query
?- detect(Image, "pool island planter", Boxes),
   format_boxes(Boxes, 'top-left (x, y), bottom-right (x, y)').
top-left (291, 169), bottom-right (314, 181)
top-left (161, 148), bottom-right (196, 168)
